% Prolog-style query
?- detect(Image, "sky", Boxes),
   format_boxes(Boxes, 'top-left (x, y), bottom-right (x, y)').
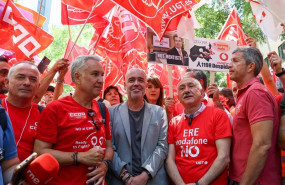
top-left (17, 0), bottom-right (61, 26)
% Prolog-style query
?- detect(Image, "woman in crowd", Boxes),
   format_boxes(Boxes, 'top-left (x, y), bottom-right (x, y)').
top-left (103, 85), bottom-right (123, 106)
top-left (144, 76), bottom-right (164, 107)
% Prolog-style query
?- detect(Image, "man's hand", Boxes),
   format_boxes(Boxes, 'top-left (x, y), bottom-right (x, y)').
top-left (78, 147), bottom-right (105, 166)
top-left (128, 172), bottom-right (149, 185)
top-left (50, 58), bottom-right (69, 73)
top-left (57, 65), bottom-right (69, 81)
top-left (268, 51), bottom-right (283, 73)
top-left (165, 97), bottom-right (177, 113)
top-left (207, 83), bottom-right (219, 102)
top-left (86, 162), bottom-right (108, 185)
top-left (245, 33), bottom-right (257, 48)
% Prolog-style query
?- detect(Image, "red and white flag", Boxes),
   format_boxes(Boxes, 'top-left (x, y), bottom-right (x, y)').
top-left (63, 39), bottom-right (88, 85)
top-left (111, 0), bottom-right (202, 39)
top-left (61, 0), bottom-right (115, 13)
top-left (248, 0), bottom-right (285, 41)
top-left (90, 6), bottom-right (147, 93)
top-left (217, 7), bottom-right (246, 46)
top-left (61, 2), bottom-right (111, 25)
top-left (0, 0), bottom-right (53, 60)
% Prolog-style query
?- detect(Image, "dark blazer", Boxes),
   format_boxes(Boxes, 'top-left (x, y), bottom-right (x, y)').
top-left (107, 102), bottom-right (169, 185)
top-left (167, 47), bottom-right (189, 66)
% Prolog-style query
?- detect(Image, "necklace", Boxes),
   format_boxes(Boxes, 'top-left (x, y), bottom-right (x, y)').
top-left (5, 98), bottom-right (33, 147)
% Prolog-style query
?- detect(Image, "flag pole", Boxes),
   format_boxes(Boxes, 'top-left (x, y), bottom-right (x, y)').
top-left (101, 59), bottom-right (109, 98)
top-left (167, 65), bottom-right (173, 98)
top-left (66, 0), bottom-right (100, 59)
top-left (36, 0), bottom-right (44, 26)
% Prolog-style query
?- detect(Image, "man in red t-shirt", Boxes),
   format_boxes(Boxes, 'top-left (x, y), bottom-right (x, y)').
top-left (1, 61), bottom-right (41, 162)
top-left (166, 77), bottom-right (232, 185)
top-left (229, 46), bottom-right (282, 184)
top-left (34, 55), bottom-right (113, 185)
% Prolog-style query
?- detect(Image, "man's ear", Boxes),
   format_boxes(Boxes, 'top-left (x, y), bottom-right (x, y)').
top-left (74, 72), bottom-right (81, 85)
top-left (247, 62), bottom-right (256, 74)
top-left (4, 78), bottom-right (9, 88)
top-left (201, 90), bottom-right (205, 98)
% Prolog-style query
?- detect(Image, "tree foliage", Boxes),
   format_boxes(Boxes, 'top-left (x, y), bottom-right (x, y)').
top-left (39, 24), bottom-right (94, 63)
top-left (195, 0), bottom-right (265, 43)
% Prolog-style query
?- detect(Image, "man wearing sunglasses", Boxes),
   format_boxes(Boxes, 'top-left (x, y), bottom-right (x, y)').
top-left (108, 68), bottom-right (168, 185)
top-left (34, 55), bottom-right (113, 185)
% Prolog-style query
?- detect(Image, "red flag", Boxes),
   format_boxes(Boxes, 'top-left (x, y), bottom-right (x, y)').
top-left (64, 39), bottom-right (88, 85)
top-left (61, 2), bottom-right (110, 26)
top-left (148, 63), bottom-right (186, 97)
top-left (217, 7), bottom-right (246, 46)
top-left (111, 0), bottom-right (201, 39)
top-left (0, 0), bottom-right (53, 60)
top-left (61, 0), bottom-right (114, 13)
top-left (91, 6), bottom-right (147, 93)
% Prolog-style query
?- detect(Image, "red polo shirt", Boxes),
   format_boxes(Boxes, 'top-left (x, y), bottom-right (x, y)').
top-left (229, 78), bottom-right (282, 184)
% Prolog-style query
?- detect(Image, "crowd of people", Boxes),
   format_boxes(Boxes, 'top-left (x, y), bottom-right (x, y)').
top-left (1, 31), bottom-right (285, 185)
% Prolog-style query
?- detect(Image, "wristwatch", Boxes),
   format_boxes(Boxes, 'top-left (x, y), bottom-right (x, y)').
top-left (275, 68), bottom-right (285, 77)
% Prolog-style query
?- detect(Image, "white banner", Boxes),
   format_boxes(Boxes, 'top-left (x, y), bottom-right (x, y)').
top-left (188, 37), bottom-right (237, 72)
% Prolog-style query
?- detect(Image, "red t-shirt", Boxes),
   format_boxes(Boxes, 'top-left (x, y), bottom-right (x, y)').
top-left (1, 99), bottom-right (40, 161)
top-left (36, 96), bottom-right (112, 185)
top-left (230, 78), bottom-right (282, 184)
top-left (174, 98), bottom-right (214, 117)
top-left (168, 106), bottom-right (232, 185)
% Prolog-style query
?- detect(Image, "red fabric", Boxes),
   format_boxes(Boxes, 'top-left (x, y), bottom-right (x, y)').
top-left (63, 39), bottom-right (88, 86)
top-left (111, 0), bottom-right (199, 39)
top-left (0, 0), bottom-right (53, 60)
top-left (0, 94), bottom-right (7, 99)
top-left (36, 96), bottom-right (112, 185)
top-left (173, 97), bottom-right (214, 117)
top-left (61, 2), bottom-right (110, 27)
top-left (217, 8), bottom-right (246, 46)
top-left (1, 99), bottom-right (41, 161)
top-left (230, 78), bottom-right (282, 184)
top-left (61, 0), bottom-right (114, 12)
top-left (148, 64), bottom-right (187, 97)
top-left (168, 106), bottom-right (232, 184)
top-left (91, 6), bottom-right (147, 94)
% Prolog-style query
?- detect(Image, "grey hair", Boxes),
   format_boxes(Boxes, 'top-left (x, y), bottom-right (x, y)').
top-left (70, 55), bottom-right (102, 83)
top-left (232, 46), bottom-right (263, 76)
top-left (8, 61), bottom-right (40, 80)
top-left (178, 77), bottom-right (203, 91)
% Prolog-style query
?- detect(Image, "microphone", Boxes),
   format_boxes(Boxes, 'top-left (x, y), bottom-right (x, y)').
top-left (24, 153), bottom-right (59, 185)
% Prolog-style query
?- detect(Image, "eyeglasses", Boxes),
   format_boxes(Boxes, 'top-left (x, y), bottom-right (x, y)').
top-left (87, 109), bottom-right (100, 131)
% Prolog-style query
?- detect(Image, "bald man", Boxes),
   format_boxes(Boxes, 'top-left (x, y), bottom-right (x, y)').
top-left (108, 68), bottom-right (169, 185)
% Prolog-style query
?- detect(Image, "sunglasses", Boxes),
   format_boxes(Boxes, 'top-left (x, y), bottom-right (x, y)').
top-left (87, 109), bottom-right (100, 131)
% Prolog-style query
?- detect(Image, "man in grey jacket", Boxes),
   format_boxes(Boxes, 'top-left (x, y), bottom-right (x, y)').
top-left (108, 68), bottom-right (169, 185)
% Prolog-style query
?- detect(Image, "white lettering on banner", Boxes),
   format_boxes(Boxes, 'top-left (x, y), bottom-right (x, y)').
top-left (13, 24), bottom-right (29, 43)
top-left (2, 5), bottom-right (42, 57)
top-left (118, 10), bottom-right (137, 33)
top-left (18, 36), bottom-right (41, 57)
top-left (26, 170), bottom-right (40, 184)
top-left (225, 26), bottom-right (238, 42)
top-left (3, 7), bottom-right (13, 24)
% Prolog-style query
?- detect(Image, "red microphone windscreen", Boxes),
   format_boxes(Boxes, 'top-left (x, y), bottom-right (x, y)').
top-left (25, 153), bottom-right (59, 185)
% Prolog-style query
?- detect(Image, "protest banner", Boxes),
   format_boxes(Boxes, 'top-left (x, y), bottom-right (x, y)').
top-left (188, 37), bottom-right (237, 72)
